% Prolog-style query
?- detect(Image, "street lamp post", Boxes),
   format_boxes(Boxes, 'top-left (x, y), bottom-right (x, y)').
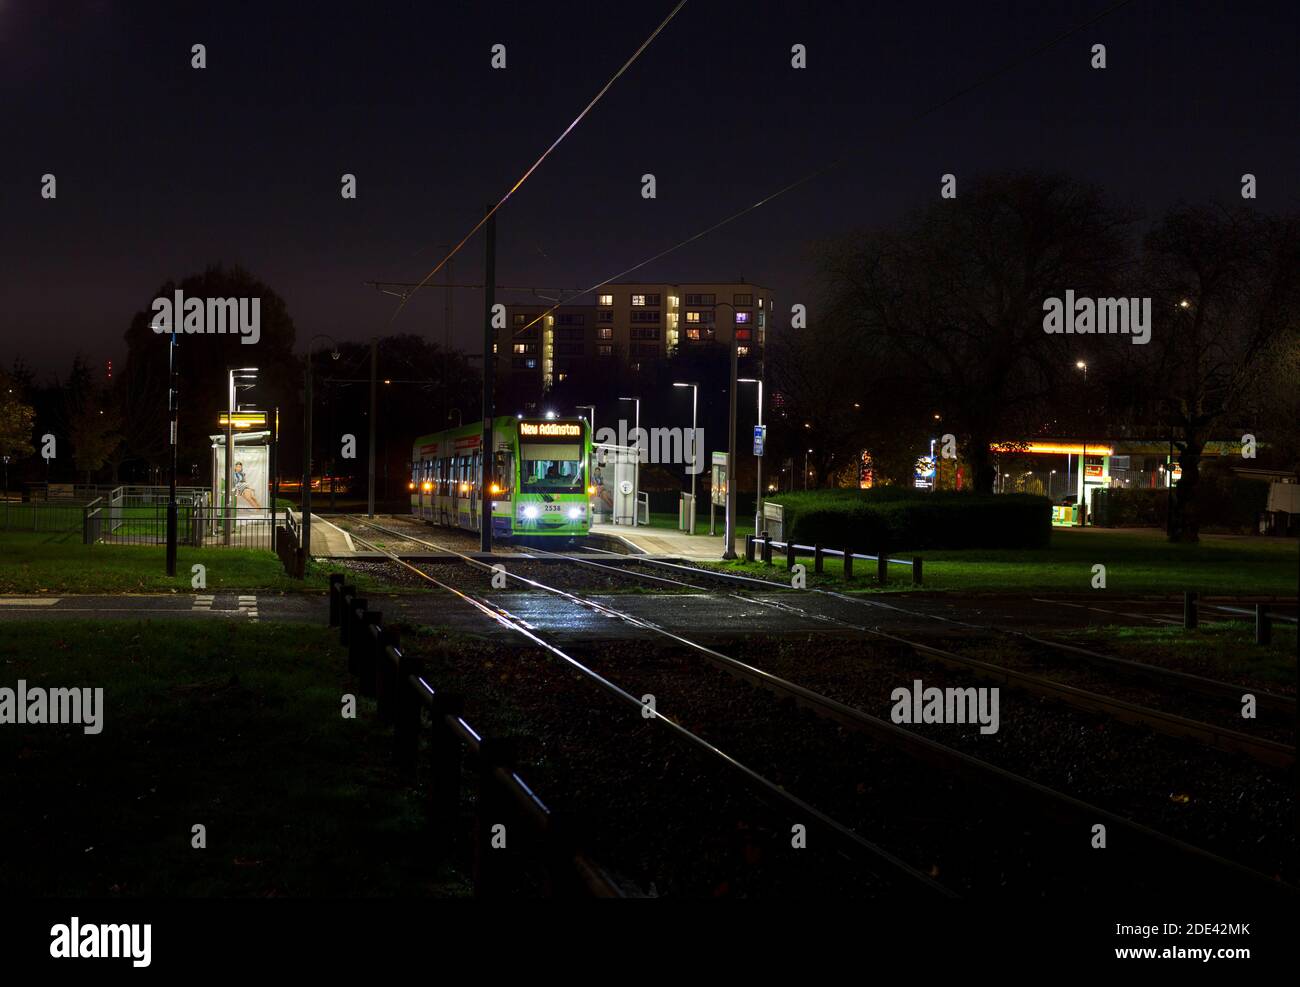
top-left (303, 335), bottom-right (338, 558)
top-left (225, 368), bottom-right (258, 546)
top-left (1076, 360), bottom-right (1089, 526)
top-left (805, 448), bottom-right (812, 490)
top-left (672, 383), bottom-right (698, 533)
top-left (618, 396), bottom-right (640, 526)
top-left (165, 328), bottom-right (179, 575)
top-left (738, 378), bottom-right (763, 534)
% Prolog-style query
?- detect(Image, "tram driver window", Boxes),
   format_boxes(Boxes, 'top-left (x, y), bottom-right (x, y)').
top-left (520, 443), bottom-right (584, 494)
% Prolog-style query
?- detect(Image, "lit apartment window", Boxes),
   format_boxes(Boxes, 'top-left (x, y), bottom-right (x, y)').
top-left (734, 293), bottom-right (753, 306)
top-left (598, 294), bottom-right (613, 306)
top-left (597, 344), bottom-right (612, 356)
top-left (735, 311), bottom-right (751, 324)
top-left (597, 326), bottom-right (613, 339)
top-left (685, 311), bottom-right (700, 324)
top-left (736, 346), bottom-right (750, 357)
top-left (736, 329), bottom-right (751, 341)
top-left (686, 328), bottom-right (701, 341)
top-left (758, 297), bottom-right (764, 309)
top-left (631, 294), bottom-right (646, 306)
top-left (557, 372), bottom-right (567, 383)
top-left (512, 343), bottom-right (536, 354)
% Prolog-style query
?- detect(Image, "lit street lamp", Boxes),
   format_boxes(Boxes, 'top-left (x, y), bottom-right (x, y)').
top-left (672, 383), bottom-right (698, 533)
top-left (225, 368), bottom-right (258, 546)
top-left (618, 396), bottom-right (640, 526)
top-left (303, 335), bottom-right (339, 557)
top-left (738, 377), bottom-right (763, 533)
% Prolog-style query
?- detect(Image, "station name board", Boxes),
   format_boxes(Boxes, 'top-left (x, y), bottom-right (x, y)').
top-left (519, 421), bottom-right (582, 438)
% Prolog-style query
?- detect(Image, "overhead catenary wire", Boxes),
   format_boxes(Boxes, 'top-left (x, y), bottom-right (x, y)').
top-left (386, 0), bottom-right (690, 328)
top-left (509, 0), bottom-right (1140, 340)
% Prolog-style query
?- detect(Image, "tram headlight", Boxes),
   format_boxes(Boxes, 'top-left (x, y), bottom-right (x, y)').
top-left (408, 482), bottom-right (415, 491)
top-left (523, 505), bottom-right (539, 519)
top-left (421, 481), bottom-right (432, 492)
top-left (490, 483), bottom-right (501, 494)
top-left (567, 507), bottom-right (582, 519)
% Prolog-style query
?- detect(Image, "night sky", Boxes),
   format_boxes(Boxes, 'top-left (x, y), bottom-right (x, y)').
top-left (3, 0), bottom-right (1296, 375)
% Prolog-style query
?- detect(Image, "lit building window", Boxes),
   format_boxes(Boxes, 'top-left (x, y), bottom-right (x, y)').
top-left (686, 311), bottom-right (700, 324)
top-left (598, 293), bottom-right (613, 306)
top-left (737, 345), bottom-right (750, 356)
top-left (735, 311), bottom-right (750, 324)
top-left (631, 294), bottom-right (646, 306)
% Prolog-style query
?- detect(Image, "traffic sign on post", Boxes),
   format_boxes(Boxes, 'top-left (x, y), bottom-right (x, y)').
top-left (753, 424), bottom-right (767, 457)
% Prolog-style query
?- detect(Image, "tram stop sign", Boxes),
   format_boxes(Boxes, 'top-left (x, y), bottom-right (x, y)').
top-left (753, 425), bottom-right (767, 457)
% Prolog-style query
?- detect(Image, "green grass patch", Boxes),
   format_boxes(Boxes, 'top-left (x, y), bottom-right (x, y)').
top-left (1058, 621), bottom-right (1297, 689)
top-left (0, 530), bottom-right (389, 594)
top-left (705, 528), bottom-right (1298, 595)
top-left (0, 620), bottom-right (468, 897)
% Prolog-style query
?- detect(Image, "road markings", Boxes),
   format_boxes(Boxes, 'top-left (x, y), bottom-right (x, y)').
top-left (237, 595), bottom-right (259, 622)
top-left (192, 594), bottom-right (215, 613)
top-left (0, 598), bottom-right (61, 606)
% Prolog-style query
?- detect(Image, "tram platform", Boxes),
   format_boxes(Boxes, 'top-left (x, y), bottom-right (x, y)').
top-left (587, 523), bottom-right (731, 561)
top-left (291, 511), bottom-right (358, 557)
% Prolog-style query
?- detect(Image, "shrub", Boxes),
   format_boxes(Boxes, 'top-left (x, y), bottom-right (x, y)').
top-left (765, 488), bottom-right (1050, 552)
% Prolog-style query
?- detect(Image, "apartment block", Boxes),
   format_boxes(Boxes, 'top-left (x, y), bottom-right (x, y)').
top-left (496, 281), bottom-right (772, 394)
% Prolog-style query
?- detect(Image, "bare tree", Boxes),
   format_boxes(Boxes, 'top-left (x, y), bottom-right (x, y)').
top-left (819, 172), bottom-right (1134, 492)
top-left (1138, 206), bottom-right (1300, 541)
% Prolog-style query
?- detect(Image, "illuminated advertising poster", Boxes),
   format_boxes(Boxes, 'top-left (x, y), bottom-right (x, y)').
top-left (215, 444), bottom-right (270, 517)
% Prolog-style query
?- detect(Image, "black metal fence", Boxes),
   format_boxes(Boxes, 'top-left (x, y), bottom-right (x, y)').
top-left (747, 533), bottom-right (924, 585)
top-left (329, 574), bottom-right (625, 898)
top-left (0, 498), bottom-right (85, 533)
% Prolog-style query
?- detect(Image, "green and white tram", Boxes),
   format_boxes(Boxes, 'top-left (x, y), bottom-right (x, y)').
top-left (409, 416), bottom-right (593, 539)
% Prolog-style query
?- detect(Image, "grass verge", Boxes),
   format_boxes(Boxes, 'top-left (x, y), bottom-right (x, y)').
top-left (703, 528), bottom-right (1298, 596)
top-left (0, 620), bottom-right (467, 897)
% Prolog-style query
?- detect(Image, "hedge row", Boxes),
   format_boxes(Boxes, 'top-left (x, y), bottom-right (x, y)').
top-left (765, 488), bottom-right (1051, 552)
top-left (1092, 475), bottom-right (1271, 532)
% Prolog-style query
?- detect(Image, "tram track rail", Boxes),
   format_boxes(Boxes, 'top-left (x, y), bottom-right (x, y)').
top-left (333, 515), bottom-right (1296, 900)
top-left (333, 519), bottom-right (952, 897)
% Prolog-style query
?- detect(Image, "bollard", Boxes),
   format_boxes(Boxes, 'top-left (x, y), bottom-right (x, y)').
top-left (814, 544), bottom-right (823, 574)
top-left (428, 693), bottom-right (465, 837)
top-left (328, 573), bottom-right (344, 626)
top-left (760, 531), bottom-right (773, 566)
top-left (786, 541), bottom-right (797, 571)
top-left (1183, 591), bottom-right (1198, 630)
top-left (339, 586), bottom-right (357, 646)
top-left (913, 557), bottom-right (923, 586)
top-left (376, 626), bottom-right (400, 722)
top-left (877, 554), bottom-right (889, 585)
top-left (394, 653), bottom-right (424, 774)
top-left (347, 598), bottom-right (369, 675)
top-left (1256, 605), bottom-right (1271, 645)
top-left (744, 534), bottom-right (755, 563)
top-left (474, 737), bottom-right (518, 899)
top-left (843, 548), bottom-right (853, 581)
top-left (359, 611), bottom-right (382, 695)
